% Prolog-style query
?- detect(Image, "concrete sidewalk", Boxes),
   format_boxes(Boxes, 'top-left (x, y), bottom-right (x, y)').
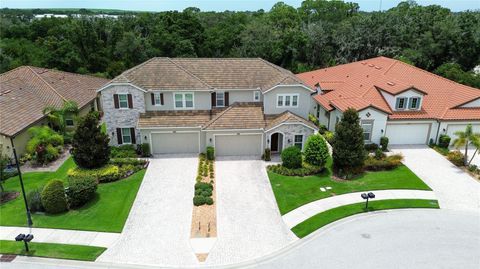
top-left (282, 189), bottom-right (436, 229)
top-left (0, 226), bottom-right (119, 248)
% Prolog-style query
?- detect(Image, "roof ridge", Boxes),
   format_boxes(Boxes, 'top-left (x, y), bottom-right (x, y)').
top-left (26, 66), bottom-right (68, 102)
top-left (258, 58), bottom-right (305, 85)
top-left (28, 66), bottom-right (109, 82)
top-left (168, 58), bottom-right (213, 89)
top-left (118, 57), bottom-right (160, 81)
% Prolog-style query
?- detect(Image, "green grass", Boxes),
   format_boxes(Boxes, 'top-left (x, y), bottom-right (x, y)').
top-left (292, 199), bottom-right (439, 238)
top-left (0, 240), bottom-right (105, 261)
top-left (269, 158), bottom-right (431, 215)
top-left (0, 158), bottom-right (145, 232)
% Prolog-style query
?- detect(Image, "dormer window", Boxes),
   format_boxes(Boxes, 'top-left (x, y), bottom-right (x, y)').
top-left (409, 97), bottom-right (421, 110)
top-left (395, 97), bottom-right (408, 110)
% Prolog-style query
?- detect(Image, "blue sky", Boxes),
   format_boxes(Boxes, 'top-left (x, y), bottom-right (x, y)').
top-left (1, 0), bottom-right (479, 12)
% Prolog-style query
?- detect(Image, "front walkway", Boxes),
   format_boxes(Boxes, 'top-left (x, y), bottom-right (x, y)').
top-left (96, 155), bottom-right (199, 267)
top-left (282, 189), bottom-right (436, 229)
top-left (391, 145), bottom-right (480, 212)
top-left (0, 226), bottom-right (119, 248)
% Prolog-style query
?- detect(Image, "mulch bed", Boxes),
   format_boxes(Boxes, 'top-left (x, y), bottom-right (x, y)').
top-left (0, 191), bottom-right (19, 204)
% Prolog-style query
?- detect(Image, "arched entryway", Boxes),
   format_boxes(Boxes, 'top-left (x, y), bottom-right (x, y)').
top-left (270, 132), bottom-right (284, 153)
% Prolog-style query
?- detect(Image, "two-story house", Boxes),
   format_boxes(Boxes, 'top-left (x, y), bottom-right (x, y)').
top-left (98, 58), bottom-right (318, 156)
top-left (297, 56), bottom-right (480, 145)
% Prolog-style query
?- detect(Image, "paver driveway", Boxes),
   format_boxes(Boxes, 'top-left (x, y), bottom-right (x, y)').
top-left (206, 156), bottom-right (296, 265)
top-left (97, 155), bottom-right (198, 267)
top-left (391, 145), bottom-right (480, 212)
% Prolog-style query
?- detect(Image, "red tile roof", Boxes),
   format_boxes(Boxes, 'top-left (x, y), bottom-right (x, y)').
top-left (297, 57), bottom-right (480, 121)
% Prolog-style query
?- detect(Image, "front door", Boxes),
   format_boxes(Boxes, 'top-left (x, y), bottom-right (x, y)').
top-left (271, 133), bottom-right (279, 152)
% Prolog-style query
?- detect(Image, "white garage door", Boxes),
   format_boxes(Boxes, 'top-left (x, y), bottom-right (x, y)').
top-left (386, 123), bottom-right (430, 145)
top-left (215, 134), bottom-right (262, 156)
top-left (151, 132), bottom-right (199, 154)
top-left (446, 124), bottom-right (480, 143)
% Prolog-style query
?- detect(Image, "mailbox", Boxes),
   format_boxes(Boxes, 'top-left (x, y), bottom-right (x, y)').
top-left (361, 193), bottom-right (368, 200)
top-left (15, 234), bottom-right (25, 241)
top-left (368, 192), bottom-right (375, 199)
top-left (24, 234), bottom-right (34, 242)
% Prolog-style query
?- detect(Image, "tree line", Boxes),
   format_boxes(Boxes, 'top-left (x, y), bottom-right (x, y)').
top-left (1, 0), bottom-right (479, 88)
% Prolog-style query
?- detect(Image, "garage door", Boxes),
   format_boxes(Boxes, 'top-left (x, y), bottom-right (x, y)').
top-left (446, 124), bottom-right (480, 143)
top-left (151, 132), bottom-right (199, 154)
top-left (385, 123), bottom-right (430, 145)
top-left (215, 134), bottom-right (262, 156)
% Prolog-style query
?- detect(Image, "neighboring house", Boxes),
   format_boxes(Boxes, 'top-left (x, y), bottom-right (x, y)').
top-left (0, 66), bottom-right (109, 157)
top-left (297, 57), bottom-right (480, 145)
top-left (98, 58), bottom-right (318, 156)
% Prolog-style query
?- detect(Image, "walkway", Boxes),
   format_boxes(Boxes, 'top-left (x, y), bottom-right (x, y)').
top-left (0, 226), bottom-right (119, 248)
top-left (282, 189), bottom-right (436, 229)
top-left (391, 145), bottom-right (480, 212)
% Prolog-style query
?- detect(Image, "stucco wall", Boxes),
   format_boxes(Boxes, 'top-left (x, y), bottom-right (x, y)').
top-left (358, 108), bottom-right (388, 144)
top-left (316, 105), bottom-right (330, 127)
top-left (380, 89), bottom-right (424, 111)
top-left (144, 91), bottom-right (211, 111)
top-left (101, 85), bottom-right (145, 145)
top-left (328, 110), bottom-right (343, 131)
top-left (228, 90), bottom-right (262, 103)
top-left (263, 85), bottom-right (314, 118)
top-left (265, 123), bottom-right (315, 151)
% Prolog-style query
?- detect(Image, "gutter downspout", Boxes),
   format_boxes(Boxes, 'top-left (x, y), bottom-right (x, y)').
top-left (434, 120), bottom-right (442, 144)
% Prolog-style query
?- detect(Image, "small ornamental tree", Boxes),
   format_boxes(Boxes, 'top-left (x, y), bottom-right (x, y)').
top-left (72, 111), bottom-right (110, 169)
top-left (304, 134), bottom-right (329, 167)
top-left (332, 108), bottom-right (366, 178)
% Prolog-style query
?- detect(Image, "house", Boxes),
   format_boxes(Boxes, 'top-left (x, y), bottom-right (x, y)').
top-left (0, 66), bottom-right (109, 157)
top-left (297, 57), bottom-right (480, 145)
top-left (98, 58), bottom-right (318, 156)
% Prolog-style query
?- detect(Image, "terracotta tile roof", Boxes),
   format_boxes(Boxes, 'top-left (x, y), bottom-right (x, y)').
top-left (0, 66), bottom-right (108, 137)
top-left (265, 111), bottom-right (317, 131)
top-left (111, 58), bottom-right (309, 92)
top-left (203, 103), bottom-right (266, 130)
top-left (297, 57), bottom-right (480, 121)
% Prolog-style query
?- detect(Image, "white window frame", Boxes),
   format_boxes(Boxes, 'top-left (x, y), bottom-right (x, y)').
top-left (118, 93), bottom-right (129, 109)
top-left (216, 92), bottom-right (225, 107)
top-left (65, 118), bottom-right (74, 127)
top-left (173, 92), bottom-right (194, 109)
top-left (293, 134), bottom-right (304, 150)
top-left (361, 120), bottom-right (374, 142)
top-left (253, 90), bottom-right (261, 102)
top-left (276, 94), bottom-right (299, 108)
top-left (395, 97), bottom-right (408, 110)
top-left (153, 92), bottom-right (163, 106)
top-left (409, 97), bottom-right (421, 110)
top-left (121, 128), bottom-right (132, 144)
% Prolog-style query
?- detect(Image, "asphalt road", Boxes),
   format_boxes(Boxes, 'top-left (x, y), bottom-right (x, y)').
top-left (3, 209), bottom-right (479, 269)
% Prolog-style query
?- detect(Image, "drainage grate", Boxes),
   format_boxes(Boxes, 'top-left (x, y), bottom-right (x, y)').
top-left (0, 255), bottom-right (17, 262)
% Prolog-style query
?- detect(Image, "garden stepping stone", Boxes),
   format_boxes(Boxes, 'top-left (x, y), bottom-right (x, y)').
top-left (320, 187), bottom-right (326, 192)
top-left (326, 187), bottom-right (332, 190)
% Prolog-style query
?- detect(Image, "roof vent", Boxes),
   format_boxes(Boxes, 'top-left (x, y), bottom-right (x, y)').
top-left (387, 82), bottom-right (395, 86)
top-left (361, 62), bottom-right (367, 65)
top-left (368, 64), bottom-right (374, 67)
top-left (375, 66), bottom-right (382, 69)
top-left (366, 75), bottom-right (369, 78)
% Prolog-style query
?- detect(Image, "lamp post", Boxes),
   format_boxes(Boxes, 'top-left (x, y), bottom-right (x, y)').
top-left (10, 138), bottom-right (33, 227)
top-left (361, 192), bottom-right (376, 210)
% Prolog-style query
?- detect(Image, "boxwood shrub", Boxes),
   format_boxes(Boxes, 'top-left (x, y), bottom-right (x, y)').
top-left (66, 176), bottom-right (98, 208)
top-left (438, 134), bottom-right (451, 148)
top-left (41, 179), bottom-right (67, 214)
top-left (206, 146), bottom-right (215, 160)
top-left (267, 163), bottom-right (324, 177)
top-left (281, 146), bottom-right (302, 169)
top-left (193, 195), bottom-right (206, 206)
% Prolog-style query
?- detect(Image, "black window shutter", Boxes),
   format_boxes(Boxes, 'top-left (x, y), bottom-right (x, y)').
top-left (127, 94), bottom-right (133, 108)
top-left (113, 94), bottom-right (119, 109)
top-left (211, 92), bottom-right (216, 107)
top-left (225, 92), bottom-right (229, 106)
top-left (151, 93), bottom-right (155, 105)
top-left (116, 128), bottom-right (123, 144)
top-left (130, 128), bottom-right (136, 144)
top-left (160, 93), bottom-right (164, 105)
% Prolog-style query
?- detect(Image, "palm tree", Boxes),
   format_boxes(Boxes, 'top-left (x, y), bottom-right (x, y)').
top-left (453, 124), bottom-right (480, 166)
top-left (42, 101), bottom-right (79, 135)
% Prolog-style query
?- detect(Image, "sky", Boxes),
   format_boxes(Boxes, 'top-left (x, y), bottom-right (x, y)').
top-left (1, 0), bottom-right (479, 12)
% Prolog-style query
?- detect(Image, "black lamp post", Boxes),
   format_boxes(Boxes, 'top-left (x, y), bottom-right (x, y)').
top-left (10, 138), bottom-right (33, 227)
top-left (15, 234), bottom-right (34, 252)
top-left (361, 192), bottom-right (376, 210)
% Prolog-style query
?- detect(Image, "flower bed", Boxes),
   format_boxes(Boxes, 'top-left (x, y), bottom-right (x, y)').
top-left (267, 163), bottom-right (324, 177)
top-left (67, 158), bottom-right (148, 183)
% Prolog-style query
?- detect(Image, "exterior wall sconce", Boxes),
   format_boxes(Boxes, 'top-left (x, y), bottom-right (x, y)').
top-left (287, 138), bottom-right (291, 143)
top-left (209, 138), bottom-right (212, 143)
top-left (381, 129), bottom-right (384, 133)
top-left (144, 136), bottom-right (148, 140)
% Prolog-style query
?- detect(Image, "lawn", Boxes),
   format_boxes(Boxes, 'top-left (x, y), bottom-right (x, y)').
top-left (269, 158), bottom-right (431, 214)
top-left (0, 240), bottom-right (106, 261)
top-left (0, 157), bottom-right (145, 232)
top-left (292, 199), bottom-right (439, 238)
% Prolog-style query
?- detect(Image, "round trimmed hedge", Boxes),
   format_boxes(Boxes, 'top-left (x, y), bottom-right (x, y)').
top-left (41, 179), bottom-right (67, 214)
top-left (304, 134), bottom-right (329, 167)
top-left (66, 176), bottom-right (98, 208)
top-left (281, 146), bottom-right (302, 169)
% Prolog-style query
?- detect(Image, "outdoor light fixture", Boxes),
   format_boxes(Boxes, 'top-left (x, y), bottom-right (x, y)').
top-left (15, 233), bottom-right (34, 252)
top-left (287, 138), bottom-right (291, 143)
top-left (144, 136), bottom-right (147, 140)
top-left (267, 139), bottom-right (270, 144)
top-left (209, 138), bottom-right (212, 142)
top-left (381, 129), bottom-right (384, 133)
top-left (361, 192), bottom-right (375, 209)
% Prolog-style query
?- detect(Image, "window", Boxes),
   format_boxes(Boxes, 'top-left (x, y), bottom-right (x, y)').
top-left (277, 94), bottom-right (299, 108)
top-left (294, 135), bottom-right (303, 149)
top-left (121, 128), bottom-right (132, 144)
top-left (254, 91), bottom-right (261, 102)
top-left (174, 93), bottom-right (194, 109)
top-left (65, 118), bottom-right (74, 127)
top-left (361, 121), bottom-right (373, 142)
top-left (216, 92), bottom-right (225, 107)
top-left (409, 97), bottom-right (421, 109)
top-left (153, 93), bottom-right (162, 106)
top-left (118, 94), bottom-right (129, 108)
top-left (395, 97), bottom-right (408, 110)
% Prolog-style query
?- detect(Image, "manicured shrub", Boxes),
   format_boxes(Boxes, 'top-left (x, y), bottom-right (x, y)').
top-left (119, 164), bottom-right (135, 177)
top-left (27, 188), bottom-right (44, 213)
top-left (447, 151), bottom-right (464, 166)
top-left (380, 136), bottom-right (389, 151)
top-left (438, 134), bottom-right (451, 148)
top-left (323, 131), bottom-right (334, 144)
top-left (264, 148), bottom-right (271, 161)
top-left (281, 146), bottom-right (302, 169)
top-left (140, 143), bottom-right (151, 157)
top-left (206, 146), bottom-right (215, 160)
top-left (67, 165), bottom-right (121, 183)
top-left (374, 148), bottom-right (385, 160)
top-left (364, 143), bottom-right (379, 152)
top-left (304, 134), bottom-right (329, 167)
top-left (193, 195), bottom-right (206, 206)
top-left (72, 111), bottom-right (110, 169)
top-left (111, 145), bottom-right (137, 158)
top-left (332, 108), bottom-right (366, 179)
top-left (201, 189), bottom-right (212, 197)
top-left (195, 182), bottom-right (213, 191)
top-left (364, 154), bottom-right (403, 171)
top-left (205, 197), bottom-right (214, 205)
top-left (267, 163), bottom-right (324, 177)
top-left (195, 189), bottom-right (203, 195)
top-left (66, 176), bottom-right (98, 208)
top-left (41, 180), bottom-right (67, 214)
top-left (109, 158), bottom-right (147, 167)
top-left (468, 164), bottom-right (478, 172)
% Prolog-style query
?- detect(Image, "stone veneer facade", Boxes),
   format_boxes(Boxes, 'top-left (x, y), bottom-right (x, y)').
top-left (265, 123), bottom-right (315, 151)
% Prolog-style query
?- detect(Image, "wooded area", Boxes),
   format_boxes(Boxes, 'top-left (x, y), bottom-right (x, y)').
top-left (1, 0), bottom-right (479, 87)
